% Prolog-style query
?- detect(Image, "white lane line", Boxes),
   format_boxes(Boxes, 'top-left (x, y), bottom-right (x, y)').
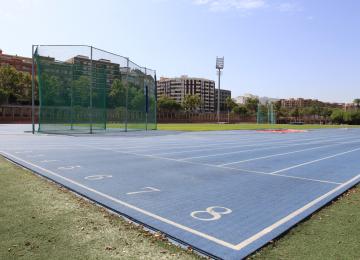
top-left (0, 151), bottom-right (238, 250)
top-left (26, 154), bottom-right (45, 158)
top-left (233, 173), bottom-right (360, 250)
top-left (40, 160), bottom-right (59, 163)
top-left (1, 150), bottom-right (358, 253)
top-left (179, 137), bottom-right (359, 161)
top-left (126, 187), bottom-right (160, 195)
top-left (90, 132), bottom-right (357, 154)
top-left (152, 135), bottom-right (360, 157)
top-left (77, 144), bottom-right (340, 185)
top-left (220, 165), bottom-right (342, 185)
top-left (150, 135), bottom-right (340, 156)
top-left (270, 147), bottom-right (360, 174)
top-left (218, 140), bottom-right (360, 167)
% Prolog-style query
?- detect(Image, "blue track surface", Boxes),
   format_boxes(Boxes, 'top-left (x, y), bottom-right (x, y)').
top-left (1, 125), bottom-right (360, 259)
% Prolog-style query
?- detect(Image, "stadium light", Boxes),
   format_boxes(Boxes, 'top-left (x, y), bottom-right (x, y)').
top-left (216, 57), bottom-right (224, 122)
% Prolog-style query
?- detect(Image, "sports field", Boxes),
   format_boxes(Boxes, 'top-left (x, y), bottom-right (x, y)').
top-left (1, 124), bottom-right (360, 259)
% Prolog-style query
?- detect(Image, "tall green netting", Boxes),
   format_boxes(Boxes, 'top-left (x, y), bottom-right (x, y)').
top-left (257, 103), bottom-right (277, 124)
top-left (35, 45), bottom-right (157, 133)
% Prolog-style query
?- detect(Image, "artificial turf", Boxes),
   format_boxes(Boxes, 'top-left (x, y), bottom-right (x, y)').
top-left (1, 153), bottom-right (359, 259)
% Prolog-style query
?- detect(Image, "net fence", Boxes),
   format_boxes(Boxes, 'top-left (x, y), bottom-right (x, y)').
top-left (257, 103), bottom-right (276, 124)
top-left (34, 45), bottom-right (156, 133)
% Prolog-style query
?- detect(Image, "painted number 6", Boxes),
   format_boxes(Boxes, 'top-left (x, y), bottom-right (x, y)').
top-left (191, 206), bottom-right (232, 221)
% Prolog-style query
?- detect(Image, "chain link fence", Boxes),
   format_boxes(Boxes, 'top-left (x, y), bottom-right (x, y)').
top-left (34, 45), bottom-right (156, 134)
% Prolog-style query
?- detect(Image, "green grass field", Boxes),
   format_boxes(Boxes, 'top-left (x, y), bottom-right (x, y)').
top-left (1, 156), bottom-right (359, 259)
top-left (157, 123), bottom-right (360, 131)
top-left (61, 123), bottom-right (359, 133)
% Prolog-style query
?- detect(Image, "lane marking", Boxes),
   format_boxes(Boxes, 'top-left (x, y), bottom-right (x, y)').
top-left (85, 175), bottom-right (113, 181)
top-left (77, 144), bottom-right (342, 185)
top-left (26, 154), bottom-right (45, 158)
top-left (270, 147), bottom-right (360, 174)
top-left (126, 187), bottom-right (160, 195)
top-left (180, 137), bottom-right (360, 161)
top-left (191, 207), bottom-right (232, 221)
top-left (220, 165), bottom-right (342, 185)
top-left (151, 135), bottom-right (350, 157)
top-left (0, 151), bottom-right (237, 250)
top-left (1, 150), bottom-right (359, 253)
top-left (57, 165), bottom-right (81, 170)
top-left (218, 140), bottom-right (360, 167)
top-left (233, 173), bottom-right (360, 250)
top-left (40, 160), bottom-right (59, 163)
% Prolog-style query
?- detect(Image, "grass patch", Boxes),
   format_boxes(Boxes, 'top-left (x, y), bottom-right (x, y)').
top-left (0, 157), bottom-right (200, 260)
top-left (157, 123), bottom-right (360, 131)
top-left (249, 184), bottom-right (360, 260)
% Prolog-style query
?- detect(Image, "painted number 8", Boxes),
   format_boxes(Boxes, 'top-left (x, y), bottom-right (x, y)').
top-left (191, 206), bottom-right (232, 221)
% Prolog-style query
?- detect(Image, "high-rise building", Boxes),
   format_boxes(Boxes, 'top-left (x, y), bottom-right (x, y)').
top-left (157, 76), bottom-right (215, 112)
top-left (214, 89), bottom-right (232, 111)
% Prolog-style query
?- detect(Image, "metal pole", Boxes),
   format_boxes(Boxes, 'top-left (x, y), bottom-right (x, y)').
top-left (154, 72), bottom-right (158, 130)
top-left (144, 67), bottom-right (148, 131)
top-left (31, 45), bottom-right (35, 134)
top-left (90, 46), bottom-right (93, 134)
top-left (70, 63), bottom-right (74, 130)
top-left (217, 69), bottom-right (221, 123)
top-left (125, 58), bottom-right (129, 132)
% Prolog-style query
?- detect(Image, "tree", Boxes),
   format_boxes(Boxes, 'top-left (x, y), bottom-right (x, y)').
top-left (330, 109), bottom-right (345, 124)
top-left (0, 65), bottom-right (21, 104)
top-left (109, 79), bottom-right (126, 108)
top-left (17, 72), bottom-right (32, 104)
top-left (157, 96), bottom-right (182, 112)
top-left (225, 96), bottom-right (237, 112)
top-left (232, 104), bottom-right (248, 115)
top-left (353, 99), bottom-right (360, 110)
top-left (182, 94), bottom-right (201, 112)
top-left (245, 97), bottom-right (259, 114)
top-left (290, 107), bottom-right (300, 120)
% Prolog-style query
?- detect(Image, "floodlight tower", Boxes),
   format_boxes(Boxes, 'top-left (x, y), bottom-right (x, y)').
top-left (216, 56), bottom-right (224, 122)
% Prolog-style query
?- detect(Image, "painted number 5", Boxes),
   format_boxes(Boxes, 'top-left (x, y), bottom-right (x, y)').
top-left (191, 206), bottom-right (232, 221)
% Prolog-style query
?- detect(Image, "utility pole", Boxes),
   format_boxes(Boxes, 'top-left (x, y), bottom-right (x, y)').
top-left (216, 57), bottom-right (224, 123)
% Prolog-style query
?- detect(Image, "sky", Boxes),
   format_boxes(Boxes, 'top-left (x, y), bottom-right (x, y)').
top-left (1, 0), bottom-right (359, 103)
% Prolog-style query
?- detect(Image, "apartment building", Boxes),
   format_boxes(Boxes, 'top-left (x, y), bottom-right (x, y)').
top-left (233, 93), bottom-right (259, 105)
top-left (66, 55), bottom-right (121, 88)
top-left (157, 76), bottom-right (215, 112)
top-left (214, 89), bottom-right (232, 111)
top-left (0, 49), bottom-right (33, 74)
top-left (280, 98), bottom-right (318, 108)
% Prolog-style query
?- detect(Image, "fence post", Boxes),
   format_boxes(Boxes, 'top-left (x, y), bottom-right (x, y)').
top-left (125, 58), bottom-right (129, 132)
top-left (31, 45), bottom-right (35, 134)
top-left (90, 46), bottom-right (93, 134)
top-left (154, 72), bottom-right (157, 130)
top-left (144, 67), bottom-right (148, 131)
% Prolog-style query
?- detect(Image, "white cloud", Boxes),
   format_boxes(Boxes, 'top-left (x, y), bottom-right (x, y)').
top-left (193, 0), bottom-right (267, 12)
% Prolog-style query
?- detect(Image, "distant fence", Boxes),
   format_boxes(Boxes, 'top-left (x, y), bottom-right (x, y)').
top-left (0, 105), bottom-right (332, 125)
top-left (0, 106), bottom-right (38, 123)
top-left (157, 112), bottom-right (256, 123)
